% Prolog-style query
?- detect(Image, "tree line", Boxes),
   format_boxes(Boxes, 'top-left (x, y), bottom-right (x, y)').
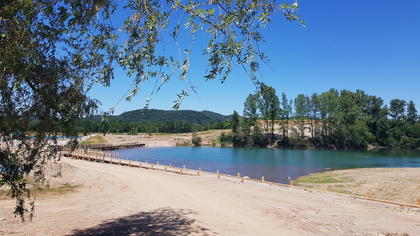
top-left (222, 84), bottom-right (419, 150)
top-left (72, 119), bottom-right (231, 135)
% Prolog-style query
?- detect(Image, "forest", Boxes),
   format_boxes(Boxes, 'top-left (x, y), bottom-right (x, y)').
top-left (222, 85), bottom-right (419, 150)
top-left (75, 119), bottom-right (230, 134)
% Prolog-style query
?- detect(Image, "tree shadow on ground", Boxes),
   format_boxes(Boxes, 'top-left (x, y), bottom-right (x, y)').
top-left (69, 207), bottom-right (211, 236)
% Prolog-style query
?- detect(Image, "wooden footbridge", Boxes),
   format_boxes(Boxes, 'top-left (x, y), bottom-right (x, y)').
top-left (79, 142), bottom-right (145, 151)
top-left (62, 149), bottom-right (198, 176)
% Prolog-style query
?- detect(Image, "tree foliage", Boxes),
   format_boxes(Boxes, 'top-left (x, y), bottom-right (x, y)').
top-left (258, 83), bottom-right (279, 142)
top-left (118, 0), bottom-right (303, 108)
top-left (76, 118), bottom-right (230, 134)
top-left (0, 0), bottom-right (115, 220)
top-left (223, 88), bottom-right (420, 150)
top-left (0, 0), bottom-right (301, 219)
top-left (1, 0), bottom-right (302, 219)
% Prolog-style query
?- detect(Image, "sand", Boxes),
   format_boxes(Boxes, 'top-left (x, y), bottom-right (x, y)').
top-left (98, 130), bottom-right (229, 147)
top-left (1, 158), bottom-right (419, 236)
top-left (294, 168), bottom-right (420, 205)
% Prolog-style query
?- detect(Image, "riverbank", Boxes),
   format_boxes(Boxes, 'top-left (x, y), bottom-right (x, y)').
top-left (294, 168), bottom-right (420, 205)
top-left (1, 158), bottom-right (419, 235)
top-left (80, 132), bottom-right (420, 152)
top-left (93, 130), bottom-right (228, 147)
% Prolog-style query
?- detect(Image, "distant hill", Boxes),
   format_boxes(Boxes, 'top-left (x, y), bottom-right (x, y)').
top-left (101, 109), bottom-right (230, 124)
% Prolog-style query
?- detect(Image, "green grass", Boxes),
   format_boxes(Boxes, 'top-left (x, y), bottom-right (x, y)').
top-left (326, 185), bottom-right (354, 194)
top-left (80, 135), bottom-right (108, 145)
top-left (293, 171), bottom-right (357, 195)
top-left (294, 172), bottom-right (349, 184)
top-left (197, 129), bottom-right (229, 135)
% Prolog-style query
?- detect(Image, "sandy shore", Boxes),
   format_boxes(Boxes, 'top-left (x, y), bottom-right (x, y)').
top-left (98, 130), bottom-right (229, 147)
top-left (1, 159), bottom-right (420, 236)
top-left (295, 168), bottom-right (420, 205)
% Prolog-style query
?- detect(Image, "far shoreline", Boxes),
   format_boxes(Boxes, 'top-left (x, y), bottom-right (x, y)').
top-left (78, 131), bottom-right (420, 152)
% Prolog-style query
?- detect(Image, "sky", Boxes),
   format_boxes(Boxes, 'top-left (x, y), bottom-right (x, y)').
top-left (90, 0), bottom-right (420, 115)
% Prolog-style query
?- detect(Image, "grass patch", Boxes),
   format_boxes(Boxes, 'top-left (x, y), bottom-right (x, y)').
top-left (80, 135), bottom-right (108, 145)
top-left (294, 172), bottom-right (346, 184)
top-left (0, 183), bottom-right (80, 200)
top-left (326, 185), bottom-right (355, 195)
top-left (197, 129), bottom-right (230, 135)
top-left (35, 183), bottom-right (80, 195)
top-left (176, 141), bottom-right (191, 146)
top-left (144, 129), bottom-right (230, 136)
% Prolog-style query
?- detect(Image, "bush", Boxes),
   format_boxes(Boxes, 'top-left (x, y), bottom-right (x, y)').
top-left (128, 127), bottom-right (138, 135)
top-left (192, 132), bottom-right (202, 146)
top-left (219, 132), bottom-right (232, 147)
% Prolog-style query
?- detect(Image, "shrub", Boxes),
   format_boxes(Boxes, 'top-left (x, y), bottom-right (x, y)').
top-left (192, 132), bottom-right (202, 146)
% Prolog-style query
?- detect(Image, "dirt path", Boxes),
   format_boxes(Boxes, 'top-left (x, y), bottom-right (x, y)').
top-left (1, 159), bottom-right (419, 235)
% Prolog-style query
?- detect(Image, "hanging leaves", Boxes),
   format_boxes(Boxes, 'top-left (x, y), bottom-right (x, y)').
top-left (119, 0), bottom-right (304, 109)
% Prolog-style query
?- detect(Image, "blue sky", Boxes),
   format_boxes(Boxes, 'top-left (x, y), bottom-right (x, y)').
top-left (90, 0), bottom-right (420, 115)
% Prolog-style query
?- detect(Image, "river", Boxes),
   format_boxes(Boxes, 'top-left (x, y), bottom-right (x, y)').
top-left (114, 147), bottom-right (420, 183)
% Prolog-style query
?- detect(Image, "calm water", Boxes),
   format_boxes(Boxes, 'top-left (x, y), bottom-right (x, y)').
top-left (114, 147), bottom-right (420, 183)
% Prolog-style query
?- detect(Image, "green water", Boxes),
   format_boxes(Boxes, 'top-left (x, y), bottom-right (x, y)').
top-left (116, 147), bottom-right (420, 183)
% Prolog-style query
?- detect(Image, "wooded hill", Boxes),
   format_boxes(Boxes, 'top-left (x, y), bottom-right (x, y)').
top-left (76, 109), bottom-right (231, 134)
top-left (93, 109), bottom-right (229, 124)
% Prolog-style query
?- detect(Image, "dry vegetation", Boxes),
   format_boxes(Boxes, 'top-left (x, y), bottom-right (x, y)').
top-left (0, 183), bottom-right (79, 200)
top-left (0, 161), bottom-right (80, 201)
top-left (294, 168), bottom-right (420, 205)
top-left (80, 135), bottom-right (108, 145)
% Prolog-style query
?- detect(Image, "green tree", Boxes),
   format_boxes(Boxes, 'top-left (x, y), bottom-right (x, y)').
top-left (258, 83), bottom-right (280, 144)
top-left (231, 111), bottom-right (240, 135)
top-left (243, 93), bottom-right (260, 127)
top-left (243, 93), bottom-right (260, 146)
top-left (365, 96), bottom-right (389, 146)
top-left (279, 92), bottom-right (292, 140)
top-left (333, 90), bottom-right (373, 149)
top-left (309, 93), bottom-right (320, 140)
top-left (389, 99), bottom-right (406, 120)
top-left (192, 132), bottom-right (202, 146)
top-left (318, 89), bottom-right (339, 146)
top-left (0, 0), bottom-right (115, 219)
top-left (388, 99), bottom-right (407, 147)
top-left (407, 101), bottom-right (418, 124)
top-left (294, 94), bottom-right (310, 139)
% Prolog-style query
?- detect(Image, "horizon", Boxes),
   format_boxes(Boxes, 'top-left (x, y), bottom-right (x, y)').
top-left (90, 0), bottom-right (420, 116)
top-left (106, 86), bottom-right (419, 116)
